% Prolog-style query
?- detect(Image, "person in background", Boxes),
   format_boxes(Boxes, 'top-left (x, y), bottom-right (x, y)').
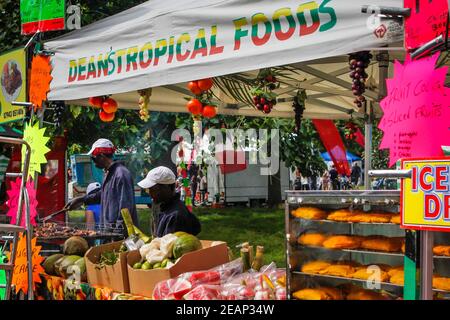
top-left (301, 173), bottom-right (309, 190)
top-left (199, 171), bottom-right (208, 205)
top-left (190, 173), bottom-right (199, 207)
top-left (176, 173), bottom-right (187, 202)
top-left (293, 168), bottom-right (302, 190)
top-left (329, 165), bottom-right (340, 190)
top-left (67, 168), bottom-right (73, 183)
top-left (309, 172), bottom-right (318, 190)
top-left (85, 182), bottom-right (101, 230)
top-left (351, 162), bottom-right (362, 187)
top-left (321, 171), bottom-right (330, 190)
top-left (138, 166), bottom-right (201, 237)
top-left (65, 139), bottom-right (139, 233)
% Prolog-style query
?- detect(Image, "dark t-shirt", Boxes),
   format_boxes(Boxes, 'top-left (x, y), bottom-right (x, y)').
top-left (155, 194), bottom-right (201, 237)
top-left (351, 166), bottom-right (362, 178)
top-left (329, 169), bottom-right (338, 181)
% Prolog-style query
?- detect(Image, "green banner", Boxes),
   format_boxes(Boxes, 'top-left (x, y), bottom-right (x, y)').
top-left (20, 0), bottom-right (65, 35)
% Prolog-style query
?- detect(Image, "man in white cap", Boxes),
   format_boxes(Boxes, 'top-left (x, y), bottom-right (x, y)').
top-left (138, 166), bottom-right (201, 237)
top-left (65, 138), bottom-right (139, 232)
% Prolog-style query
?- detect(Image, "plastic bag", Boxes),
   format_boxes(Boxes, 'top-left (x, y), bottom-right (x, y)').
top-left (145, 249), bottom-right (167, 264)
top-left (181, 270), bottom-right (222, 287)
top-left (159, 234), bottom-right (178, 257)
top-left (211, 258), bottom-right (243, 282)
top-left (183, 285), bottom-right (221, 300)
top-left (219, 264), bottom-right (287, 300)
top-left (152, 259), bottom-right (243, 300)
top-left (152, 278), bottom-right (192, 300)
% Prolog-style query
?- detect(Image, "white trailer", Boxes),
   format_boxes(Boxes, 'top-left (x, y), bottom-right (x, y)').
top-left (206, 155), bottom-right (291, 205)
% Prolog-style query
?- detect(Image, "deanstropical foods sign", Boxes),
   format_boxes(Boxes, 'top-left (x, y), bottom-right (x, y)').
top-left (21, 0), bottom-right (66, 35)
top-left (45, 0), bottom-right (403, 101)
top-left (401, 158), bottom-right (450, 232)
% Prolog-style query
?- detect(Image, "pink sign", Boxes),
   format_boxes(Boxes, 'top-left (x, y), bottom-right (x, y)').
top-left (404, 0), bottom-right (449, 50)
top-left (6, 178), bottom-right (38, 227)
top-left (378, 52), bottom-right (450, 167)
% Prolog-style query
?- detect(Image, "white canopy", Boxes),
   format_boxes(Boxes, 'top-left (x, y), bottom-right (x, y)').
top-left (44, 0), bottom-right (405, 119)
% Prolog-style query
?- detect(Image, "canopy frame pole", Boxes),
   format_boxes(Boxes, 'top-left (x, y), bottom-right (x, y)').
top-left (292, 64), bottom-right (379, 100)
top-left (364, 103), bottom-right (373, 190)
top-left (364, 52), bottom-right (389, 189)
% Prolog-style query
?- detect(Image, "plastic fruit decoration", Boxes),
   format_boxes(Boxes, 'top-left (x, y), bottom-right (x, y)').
top-left (202, 105), bottom-right (217, 118)
top-left (102, 98), bottom-right (118, 113)
top-left (89, 96), bottom-right (104, 108)
top-left (197, 78), bottom-right (214, 91)
top-left (186, 99), bottom-right (203, 115)
top-left (99, 110), bottom-right (115, 122)
top-left (138, 88), bottom-right (152, 122)
top-left (188, 81), bottom-right (203, 95)
top-left (348, 51), bottom-right (372, 108)
top-left (251, 69), bottom-right (279, 115)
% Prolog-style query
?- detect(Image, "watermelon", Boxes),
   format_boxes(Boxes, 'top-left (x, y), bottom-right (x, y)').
top-left (172, 235), bottom-right (202, 259)
top-left (43, 254), bottom-right (64, 275)
top-left (173, 231), bottom-right (190, 237)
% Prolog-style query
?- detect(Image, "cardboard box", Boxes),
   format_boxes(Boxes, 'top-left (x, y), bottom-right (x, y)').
top-left (127, 240), bottom-right (229, 297)
top-left (85, 241), bottom-right (130, 293)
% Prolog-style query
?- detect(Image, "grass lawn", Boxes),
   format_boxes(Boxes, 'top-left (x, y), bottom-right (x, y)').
top-left (69, 206), bottom-right (286, 267)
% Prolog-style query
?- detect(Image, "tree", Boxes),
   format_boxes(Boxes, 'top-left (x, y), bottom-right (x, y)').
top-left (0, 0), bottom-right (148, 53)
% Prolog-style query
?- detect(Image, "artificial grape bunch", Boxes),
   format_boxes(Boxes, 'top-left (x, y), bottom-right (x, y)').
top-left (292, 89), bottom-right (307, 134)
top-left (348, 51), bottom-right (372, 109)
top-left (251, 69), bottom-right (279, 114)
top-left (52, 101), bottom-right (66, 128)
top-left (253, 95), bottom-right (277, 114)
top-left (344, 121), bottom-right (358, 141)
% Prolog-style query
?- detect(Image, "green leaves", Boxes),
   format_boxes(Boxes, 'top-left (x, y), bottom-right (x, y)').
top-left (69, 105), bottom-right (83, 119)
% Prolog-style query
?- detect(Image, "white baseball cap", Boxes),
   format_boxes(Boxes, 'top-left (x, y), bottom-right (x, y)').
top-left (138, 166), bottom-right (176, 189)
top-left (87, 138), bottom-right (116, 156)
top-left (86, 182), bottom-right (101, 195)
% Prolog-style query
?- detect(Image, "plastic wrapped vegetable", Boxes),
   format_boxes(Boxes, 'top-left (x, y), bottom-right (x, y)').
top-left (145, 249), bottom-right (166, 264)
top-left (211, 258), bottom-right (243, 281)
top-left (183, 285), bottom-right (221, 300)
top-left (139, 239), bottom-right (160, 258)
top-left (182, 271), bottom-right (222, 287)
top-left (159, 234), bottom-right (178, 258)
top-left (152, 278), bottom-right (192, 300)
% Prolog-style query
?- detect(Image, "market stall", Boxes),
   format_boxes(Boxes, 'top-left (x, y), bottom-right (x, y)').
top-left (43, 0), bottom-right (403, 121)
top-left (1, 0), bottom-right (447, 301)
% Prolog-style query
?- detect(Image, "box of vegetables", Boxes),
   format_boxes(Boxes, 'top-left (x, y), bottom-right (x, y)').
top-left (85, 241), bottom-right (130, 293)
top-left (127, 233), bottom-right (230, 298)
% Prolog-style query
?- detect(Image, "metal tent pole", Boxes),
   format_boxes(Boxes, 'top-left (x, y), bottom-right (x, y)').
top-left (420, 231), bottom-right (434, 300)
top-left (364, 104), bottom-right (372, 190)
top-left (364, 52), bottom-right (389, 190)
